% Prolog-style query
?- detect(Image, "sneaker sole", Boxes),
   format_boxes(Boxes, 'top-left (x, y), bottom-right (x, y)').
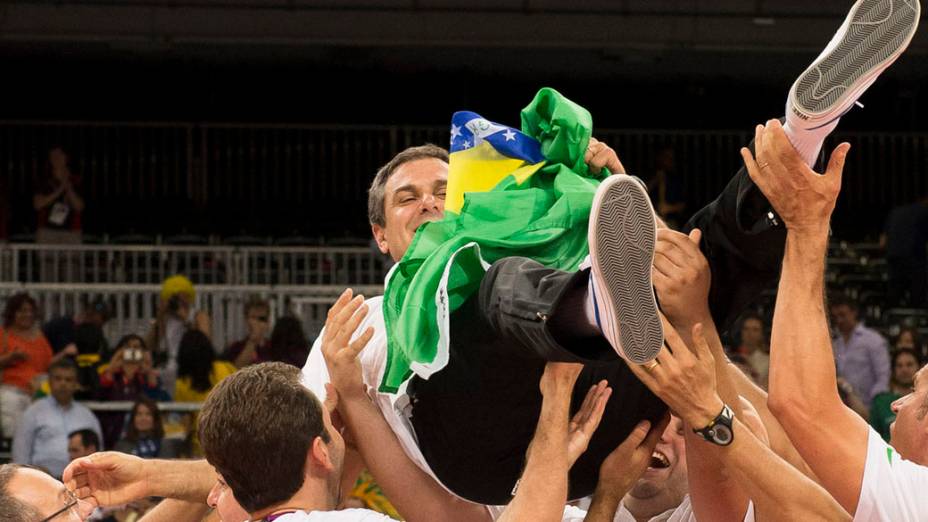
top-left (588, 175), bottom-right (663, 364)
top-left (791, 0), bottom-right (920, 122)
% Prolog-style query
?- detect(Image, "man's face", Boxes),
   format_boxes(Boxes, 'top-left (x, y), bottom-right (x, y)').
top-left (67, 435), bottom-right (96, 461)
top-left (830, 304), bottom-right (858, 334)
top-left (894, 353), bottom-right (920, 388)
top-left (740, 318), bottom-right (764, 347)
top-left (10, 467), bottom-right (94, 521)
top-left (628, 416), bottom-right (688, 502)
top-left (49, 368), bottom-right (79, 404)
top-left (246, 307), bottom-right (270, 339)
top-left (207, 474), bottom-right (251, 522)
top-left (890, 365), bottom-right (928, 464)
top-left (372, 158), bottom-right (448, 262)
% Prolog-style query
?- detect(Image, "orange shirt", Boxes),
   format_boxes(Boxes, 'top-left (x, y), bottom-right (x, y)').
top-left (0, 328), bottom-right (53, 392)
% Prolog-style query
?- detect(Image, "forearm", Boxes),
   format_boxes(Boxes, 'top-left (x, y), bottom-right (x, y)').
top-left (142, 459), bottom-right (216, 502)
top-left (140, 499), bottom-right (212, 522)
top-left (768, 230), bottom-right (841, 414)
top-left (498, 383), bottom-right (571, 522)
top-left (583, 484), bottom-right (624, 522)
top-left (339, 393), bottom-right (491, 522)
top-left (65, 189), bottom-right (85, 212)
top-left (717, 419), bottom-right (850, 521)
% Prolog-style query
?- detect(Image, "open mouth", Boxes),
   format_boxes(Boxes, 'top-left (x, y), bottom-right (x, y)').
top-left (649, 451), bottom-right (670, 469)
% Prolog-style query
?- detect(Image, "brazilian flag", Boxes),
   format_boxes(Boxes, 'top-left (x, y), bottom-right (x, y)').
top-left (380, 88), bottom-right (609, 392)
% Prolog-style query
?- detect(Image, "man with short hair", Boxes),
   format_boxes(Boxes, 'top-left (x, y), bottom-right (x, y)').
top-left (830, 295), bottom-right (891, 408)
top-left (12, 359), bottom-right (102, 478)
top-left (222, 296), bottom-right (272, 368)
top-left (67, 429), bottom-right (100, 462)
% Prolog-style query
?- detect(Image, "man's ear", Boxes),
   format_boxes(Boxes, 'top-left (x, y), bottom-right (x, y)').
top-left (310, 436), bottom-right (336, 474)
top-left (371, 224), bottom-right (389, 255)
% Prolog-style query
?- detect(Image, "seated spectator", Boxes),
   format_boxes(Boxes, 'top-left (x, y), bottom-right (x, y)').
top-left (42, 297), bottom-right (111, 356)
top-left (145, 275), bottom-right (212, 394)
top-left (267, 315), bottom-right (311, 368)
top-left (174, 330), bottom-right (235, 456)
top-left (67, 429), bottom-right (100, 461)
top-left (114, 398), bottom-right (182, 459)
top-left (11, 359), bottom-right (102, 479)
top-left (732, 313), bottom-right (770, 386)
top-left (70, 323), bottom-right (108, 401)
top-left (0, 293), bottom-right (54, 437)
top-left (221, 296), bottom-right (271, 369)
top-left (98, 334), bottom-right (169, 449)
top-left (830, 295), bottom-right (890, 409)
top-left (870, 348), bottom-right (921, 441)
top-left (894, 326), bottom-right (926, 362)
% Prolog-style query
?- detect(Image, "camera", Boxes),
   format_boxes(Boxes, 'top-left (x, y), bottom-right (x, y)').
top-left (123, 348), bottom-right (144, 363)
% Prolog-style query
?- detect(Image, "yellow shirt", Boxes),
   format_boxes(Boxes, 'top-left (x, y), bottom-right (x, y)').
top-left (174, 361), bottom-right (237, 455)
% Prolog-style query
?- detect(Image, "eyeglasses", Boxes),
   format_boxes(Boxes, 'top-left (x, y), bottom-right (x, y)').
top-left (39, 489), bottom-right (79, 522)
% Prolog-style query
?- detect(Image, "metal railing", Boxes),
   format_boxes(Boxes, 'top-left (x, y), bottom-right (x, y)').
top-left (0, 282), bottom-right (383, 349)
top-left (0, 243), bottom-right (389, 285)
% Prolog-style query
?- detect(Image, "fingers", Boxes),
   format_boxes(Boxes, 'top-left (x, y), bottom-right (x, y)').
top-left (348, 326), bottom-right (375, 358)
top-left (688, 228), bottom-right (702, 245)
top-left (642, 412), bottom-right (671, 450)
top-left (582, 386), bottom-right (612, 434)
top-left (621, 419), bottom-right (652, 449)
top-left (323, 289), bottom-right (354, 344)
top-left (333, 301), bottom-right (369, 349)
top-left (659, 315), bottom-right (693, 360)
top-left (585, 138), bottom-right (625, 175)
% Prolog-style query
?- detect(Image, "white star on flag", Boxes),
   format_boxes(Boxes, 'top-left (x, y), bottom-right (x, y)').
top-left (503, 129), bottom-right (516, 142)
top-left (450, 124), bottom-right (462, 140)
top-left (462, 140), bottom-right (471, 149)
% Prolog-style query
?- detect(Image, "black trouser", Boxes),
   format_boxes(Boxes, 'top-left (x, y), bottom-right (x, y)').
top-left (409, 144), bottom-right (787, 505)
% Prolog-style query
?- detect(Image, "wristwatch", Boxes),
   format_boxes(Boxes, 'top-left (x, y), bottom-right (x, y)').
top-left (692, 404), bottom-right (735, 446)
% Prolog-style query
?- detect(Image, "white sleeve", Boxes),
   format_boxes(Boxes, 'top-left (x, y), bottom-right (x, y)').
top-left (301, 331), bottom-right (331, 402)
top-left (853, 427), bottom-right (928, 522)
top-left (663, 496), bottom-right (754, 522)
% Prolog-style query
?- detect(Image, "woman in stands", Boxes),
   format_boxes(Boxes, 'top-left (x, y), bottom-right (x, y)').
top-left (267, 315), bottom-right (312, 368)
top-left (174, 330), bottom-right (236, 456)
top-left (870, 348), bottom-right (922, 441)
top-left (0, 293), bottom-right (54, 438)
top-left (114, 398), bottom-right (181, 458)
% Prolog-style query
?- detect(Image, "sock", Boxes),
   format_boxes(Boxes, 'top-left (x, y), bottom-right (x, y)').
top-left (783, 114), bottom-right (839, 168)
top-left (583, 276), bottom-right (600, 333)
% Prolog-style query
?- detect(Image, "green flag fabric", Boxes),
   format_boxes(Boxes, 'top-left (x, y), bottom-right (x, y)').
top-left (380, 87), bottom-right (608, 392)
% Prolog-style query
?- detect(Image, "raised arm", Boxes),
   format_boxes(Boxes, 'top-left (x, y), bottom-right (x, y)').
top-left (321, 289), bottom-right (492, 522)
top-left (629, 321), bottom-right (851, 521)
top-left (742, 119), bottom-right (869, 513)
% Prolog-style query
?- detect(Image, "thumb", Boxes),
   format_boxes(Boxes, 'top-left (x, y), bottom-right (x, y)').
top-left (825, 142), bottom-right (850, 181)
top-left (688, 228), bottom-right (702, 245)
top-left (621, 420), bottom-right (651, 449)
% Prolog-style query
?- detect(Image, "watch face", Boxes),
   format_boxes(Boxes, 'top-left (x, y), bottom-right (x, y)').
top-left (711, 425), bottom-right (734, 445)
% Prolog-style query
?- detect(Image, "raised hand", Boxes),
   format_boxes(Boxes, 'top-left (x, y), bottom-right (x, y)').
top-left (321, 289), bottom-right (375, 400)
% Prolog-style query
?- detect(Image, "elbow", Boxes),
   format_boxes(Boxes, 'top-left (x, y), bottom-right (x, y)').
top-left (767, 393), bottom-right (812, 427)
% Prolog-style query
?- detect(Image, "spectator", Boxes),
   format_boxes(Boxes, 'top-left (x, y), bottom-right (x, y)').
top-left (145, 275), bottom-right (211, 394)
top-left (42, 297), bottom-right (111, 356)
top-left (647, 145), bottom-right (686, 228)
top-left (894, 326), bottom-right (926, 361)
top-left (114, 398), bottom-right (182, 459)
top-left (0, 293), bottom-right (54, 437)
top-left (830, 295), bottom-right (890, 408)
top-left (881, 193), bottom-right (928, 308)
top-left (267, 315), bottom-right (311, 368)
top-left (11, 359), bottom-right (102, 478)
top-left (221, 297), bottom-right (271, 369)
top-left (870, 348), bottom-right (921, 441)
top-left (33, 146), bottom-right (85, 281)
top-left (67, 429), bottom-right (100, 461)
top-left (732, 313), bottom-right (770, 386)
top-left (174, 330), bottom-right (235, 456)
top-left (98, 334), bottom-right (168, 448)
top-left (69, 323), bottom-right (108, 401)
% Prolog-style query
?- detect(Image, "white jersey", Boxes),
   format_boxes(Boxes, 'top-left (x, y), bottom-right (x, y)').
top-left (275, 509), bottom-right (394, 521)
top-left (853, 427), bottom-right (928, 521)
top-left (301, 296), bottom-right (460, 498)
top-left (488, 496), bottom-right (753, 522)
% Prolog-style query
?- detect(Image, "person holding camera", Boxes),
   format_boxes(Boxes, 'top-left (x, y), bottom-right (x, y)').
top-left (145, 275), bottom-right (212, 395)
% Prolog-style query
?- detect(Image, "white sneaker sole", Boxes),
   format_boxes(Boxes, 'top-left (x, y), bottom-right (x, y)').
top-left (588, 175), bottom-right (663, 364)
top-left (789, 0), bottom-right (920, 128)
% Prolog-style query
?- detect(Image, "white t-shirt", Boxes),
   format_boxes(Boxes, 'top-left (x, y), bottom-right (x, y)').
top-left (275, 508), bottom-right (395, 521)
top-left (853, 427), bottom-right (928, 521)
top-left (301, 296), bottom-right (457, 497)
